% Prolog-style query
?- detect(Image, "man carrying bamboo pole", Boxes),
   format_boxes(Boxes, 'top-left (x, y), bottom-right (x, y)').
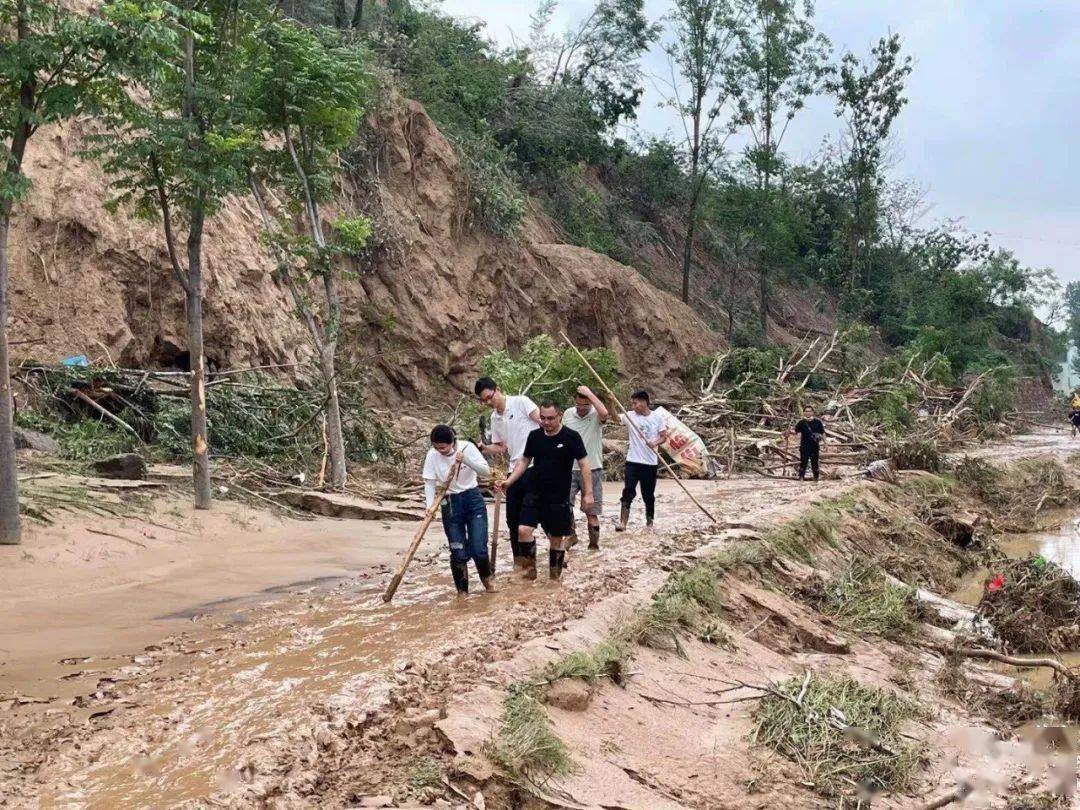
top-left (423, 424), bottom-right (495, 597)
top-left (617, 390), bottom-right (668, 532)
top-left (475, 377), bottom-right (540, 572)
top-left (498, 401), bottom-right (592, 581)
top-left (562, 385), bottom-right (608, 549)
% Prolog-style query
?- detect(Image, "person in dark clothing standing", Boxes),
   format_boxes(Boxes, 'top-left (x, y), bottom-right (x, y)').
top-left (499, 402), bottom-right (592, 581)
top-left (790, 405), bottom-right (825, 480)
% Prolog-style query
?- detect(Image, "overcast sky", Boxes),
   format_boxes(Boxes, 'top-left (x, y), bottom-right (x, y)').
top-left (438, 0), bottom-right (1080, 291)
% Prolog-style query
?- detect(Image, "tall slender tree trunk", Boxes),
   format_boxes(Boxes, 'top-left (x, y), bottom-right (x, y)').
top-left (319, 344), bottom-right (347, 489)
top-left (727, 259), bottom-right (737, 342)
top-left (681, 111), bottom-right (703, 305)
top-left (0, 210), bottom-right (22, 544)
top-left (681, 214), bottom-right (697, 305)
top-left (349, 0), bottom-right (363, 28)
top-left (186, 204), bottom-right (212, 510)
top-left (758, 167), bottom-right (771, 339)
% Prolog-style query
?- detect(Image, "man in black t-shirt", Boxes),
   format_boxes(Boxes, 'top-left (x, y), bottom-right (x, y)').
top-left (790, 405), bottom-right (825, 481)
top-left (499, 401), bottom-right (593, 581)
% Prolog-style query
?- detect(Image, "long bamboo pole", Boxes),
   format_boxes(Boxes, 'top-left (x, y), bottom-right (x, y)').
top-left (558, 331), bottom-right (718, 525)
top-left (382, 459), bottom-right (462, 603)
top-left (489, 463), bottom-right (503, 574)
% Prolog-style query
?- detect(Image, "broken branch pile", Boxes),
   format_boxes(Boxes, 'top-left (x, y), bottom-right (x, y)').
top-left (14, 362), bottom-right (396, 474)
top-left (976, 555), bottom-right (1080, 655)
top-left (676, 334), bottom-right (1011, 477)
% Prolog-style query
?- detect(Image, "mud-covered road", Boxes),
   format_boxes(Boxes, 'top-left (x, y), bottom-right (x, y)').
top-left (1, 428), bottom-right (1075, 808)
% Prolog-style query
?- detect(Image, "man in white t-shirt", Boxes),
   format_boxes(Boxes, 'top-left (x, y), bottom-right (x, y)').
top-left (422, 424), bottom-right (493, 596)
top-left (562, 385), bottom-right (608, 549)
top-left (617, 389), bottom-right (668, 532)
top-left (474, 376), bottom-right (540, 572)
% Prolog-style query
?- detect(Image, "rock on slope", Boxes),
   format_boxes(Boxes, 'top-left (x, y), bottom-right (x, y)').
top-left (8, 99), bottom-right (718, 402)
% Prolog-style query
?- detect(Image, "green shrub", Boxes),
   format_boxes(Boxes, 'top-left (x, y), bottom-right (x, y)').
top-left (17, 411), bottom-right (137, 461)
top-left (752, 674), bottom-right (926, 797)
top-left (452, 132), bottom-right (526, 236)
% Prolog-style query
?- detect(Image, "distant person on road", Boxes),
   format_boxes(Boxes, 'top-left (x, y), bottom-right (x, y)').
top-left (423, 425), bottom-right (494, 597)
top-left (475, 378), bottom-right (540, 573)
top-left (562, 385), bottom-right (609, 549)
top-left (791, 405), bottom-right (825, 481)
top-left (499, 402), bottom-right (592, 581)
top-left (617, 390), bottom-right (668, 532)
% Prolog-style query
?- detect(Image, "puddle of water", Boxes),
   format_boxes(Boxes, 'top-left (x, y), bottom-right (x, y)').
top-left (38, 561), bottom-right (574, 808)
top-left (953, 512), bottom-right (1080, 606)
top-left (952, 511), bottom-right (1080, 689)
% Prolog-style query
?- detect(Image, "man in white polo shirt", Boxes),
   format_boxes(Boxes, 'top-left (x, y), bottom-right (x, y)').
top-left (617, 389), bottom-right (668, 532)
top-left (562, 384), bottom-right (608, 549)
top-left (475, 376), bottom-right (540, 572)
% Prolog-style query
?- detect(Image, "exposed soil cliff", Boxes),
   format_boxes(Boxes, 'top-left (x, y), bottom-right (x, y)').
top-left (8, 99), bottom-right (719, 403)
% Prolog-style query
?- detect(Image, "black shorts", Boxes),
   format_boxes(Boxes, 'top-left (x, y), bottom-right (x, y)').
top-left (520, 493), bottom-right (574, 538)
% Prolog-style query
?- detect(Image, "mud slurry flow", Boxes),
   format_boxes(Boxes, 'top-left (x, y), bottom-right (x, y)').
top-left (1, 428), bottom-right (1078, 808)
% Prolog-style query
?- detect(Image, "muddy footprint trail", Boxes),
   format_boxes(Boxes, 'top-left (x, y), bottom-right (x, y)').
top-left (1, 429), bottom-right (1077, 808)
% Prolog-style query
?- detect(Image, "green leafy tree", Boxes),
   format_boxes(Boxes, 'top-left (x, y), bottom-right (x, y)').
top-left (528, 0), bottom-right (659, 128)
top-left (826, 33), bottom-right (911, 303)
top-left (1, 0), bottom-right (165, 543)
top-left (730, 0), bottom-right (830, 336)
top-left (1065, 281), bottom-right (1080, 354)
top-left (661, 0), bottom-right (743, 304)
top-left (247, 20), bottom-right (370, 490)
top-left (92, 0), bottom-right (268, 509)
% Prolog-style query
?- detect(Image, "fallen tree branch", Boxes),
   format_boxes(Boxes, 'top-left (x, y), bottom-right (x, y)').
top-left (945, 647), bottom-right (1073, 678)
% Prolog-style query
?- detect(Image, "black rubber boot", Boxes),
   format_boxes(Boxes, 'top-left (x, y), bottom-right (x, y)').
top-left (549, 549), bottom-right (566, 580)
top-left (450, 560), bottom-right (469, 594)
top-left (588, 524), bottom-right (600, 549)
top-left (616, 503), bottom-right (629, 532)
top-left (475, 557), bottom-right (495, 591)
top-left (520, 542), bottom-right (537, 580)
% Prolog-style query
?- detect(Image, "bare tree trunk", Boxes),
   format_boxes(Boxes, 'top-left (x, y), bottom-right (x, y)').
top-left (186, 201), bottom-right (212, 510)
top-left (680, 104), bottom-right (702, 305)
top-left (349, 0), bottom-right (363, 28)
top-left (681, 215), bottom-right (697, 305)
top-left (726, 259), bottom-right (737, 342)
top-left (0, 210), bottom-right (21, 544)
top-left (319, 344), bottom-right (347, 489)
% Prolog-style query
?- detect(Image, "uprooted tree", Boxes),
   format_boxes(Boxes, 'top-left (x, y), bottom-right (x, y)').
top-left (1, 0), bottom-right (166, 541)
top-left (247, 20), bottom-right (371, 491)
top-left (92, 0), bottom-right (270, 508)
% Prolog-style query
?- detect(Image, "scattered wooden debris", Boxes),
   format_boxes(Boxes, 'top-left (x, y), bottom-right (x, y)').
top-left (676, 335), bottom-right (1009, 478)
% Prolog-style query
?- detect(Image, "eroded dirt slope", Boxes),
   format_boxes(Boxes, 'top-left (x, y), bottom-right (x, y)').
top-left (8, 99), bottom-right (717, 403)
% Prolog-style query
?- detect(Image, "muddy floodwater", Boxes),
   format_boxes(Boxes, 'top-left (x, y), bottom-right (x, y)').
top-left (953, 510), bottom-right (1080, 688)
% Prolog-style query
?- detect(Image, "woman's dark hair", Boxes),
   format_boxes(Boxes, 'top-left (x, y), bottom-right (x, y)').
top-left (630, 389), bottom-right (650, 405)
top-left (430, 424), bottom-right (456, 445)
top-left (474, 377), bottom-right (497, 396)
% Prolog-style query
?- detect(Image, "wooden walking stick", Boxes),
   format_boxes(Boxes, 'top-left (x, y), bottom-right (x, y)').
top-left (558, 331), bottom-right (719, 525)
top-left (489, 462), bottom-right (504, 574)
top-left (382, 460), bottom-right (463, 603)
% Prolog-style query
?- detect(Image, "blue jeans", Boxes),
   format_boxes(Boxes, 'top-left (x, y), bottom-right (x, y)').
top-left (440, 487), bottom-right (491, 592)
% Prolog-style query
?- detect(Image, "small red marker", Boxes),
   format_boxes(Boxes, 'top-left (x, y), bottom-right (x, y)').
top-left (987, 574), bottom-right (1005, 592)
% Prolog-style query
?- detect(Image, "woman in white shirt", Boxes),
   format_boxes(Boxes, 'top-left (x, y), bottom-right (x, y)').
top-left (422, 425), bottom-right (494, 596)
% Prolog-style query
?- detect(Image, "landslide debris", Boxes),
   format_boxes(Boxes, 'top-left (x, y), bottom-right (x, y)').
top-left (976, 554), bottom-right (1080, 655)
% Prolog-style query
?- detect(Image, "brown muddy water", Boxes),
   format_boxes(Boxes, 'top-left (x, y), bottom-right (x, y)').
top-left (42, 569), bottom-right (533, 807)
top-left (952, 510), bottom-right (1080, 689)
